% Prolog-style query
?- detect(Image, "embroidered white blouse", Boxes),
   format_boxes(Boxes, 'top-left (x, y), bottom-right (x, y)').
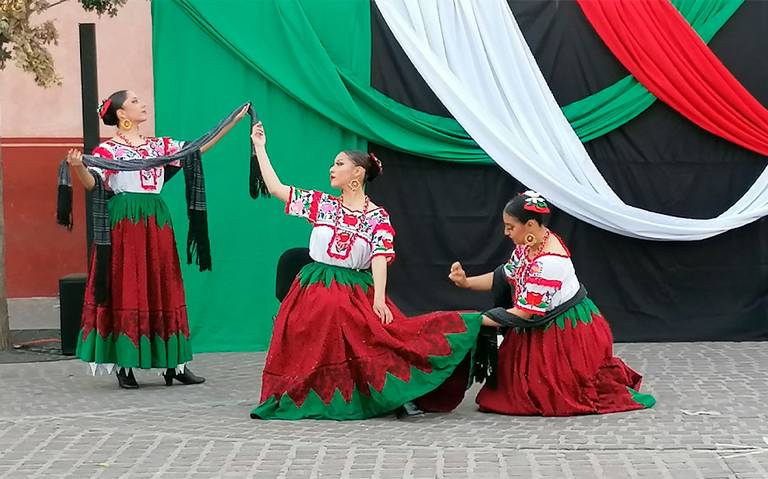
top-left (89, 137), bottom-right (184, 194)
top-left (502, 233), bottom-right (581, 315)
top-left (285, 186), bottom-right (395, 270)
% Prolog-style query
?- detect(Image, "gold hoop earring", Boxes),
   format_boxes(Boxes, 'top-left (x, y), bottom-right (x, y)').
top-left (524, 233), bottom-right (536, 246)
top-left (120, 119), bottom-right (133, 130)
top-left (348, 179), bottom-right (361, 192)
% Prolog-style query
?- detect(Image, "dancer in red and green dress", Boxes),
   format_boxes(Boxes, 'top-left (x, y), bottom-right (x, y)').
top-left (249, 122), bottom-right (482, 420)
top-left (66, 90), bottom-right (250, 389)
top-left (449, 192), bottom-right (656, 416)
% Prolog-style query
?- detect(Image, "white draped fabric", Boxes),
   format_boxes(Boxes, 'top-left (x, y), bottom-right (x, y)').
top-left (374, 0), bottom-right (768, 240)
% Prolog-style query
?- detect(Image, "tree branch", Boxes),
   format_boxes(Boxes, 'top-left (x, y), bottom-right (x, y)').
top-left (43, 0), bottom-right (72, 11)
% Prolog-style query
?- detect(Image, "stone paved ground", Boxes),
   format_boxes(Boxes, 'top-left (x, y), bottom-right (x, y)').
top-left (1, 342), bottom-right (768, 478)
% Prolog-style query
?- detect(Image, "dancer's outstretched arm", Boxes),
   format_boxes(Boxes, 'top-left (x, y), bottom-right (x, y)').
top-left (200, 105), bottom-right (250, 154)
top-left (250, 122), bottom-right (290, 202)
top-left (449, 261), bottom-right (531, 326)
top-left (448, 262), bottom-right (493, 291)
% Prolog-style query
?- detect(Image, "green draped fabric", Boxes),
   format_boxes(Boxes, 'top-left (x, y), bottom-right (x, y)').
top-left (172, 0), bottom-right (487, 162)
top-left (169, 0), bottom-right (741, 165)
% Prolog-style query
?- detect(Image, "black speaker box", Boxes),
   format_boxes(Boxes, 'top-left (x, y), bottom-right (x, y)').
top-left (59, 273), bottom-right (86, 356)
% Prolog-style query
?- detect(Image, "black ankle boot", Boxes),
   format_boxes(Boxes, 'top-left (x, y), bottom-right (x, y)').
top-left (163, 367), bottom-right (205, 386)
top-left (396, 401), bottom-right (424, 419)
top-left (116, 368), bottom-right (139, 389)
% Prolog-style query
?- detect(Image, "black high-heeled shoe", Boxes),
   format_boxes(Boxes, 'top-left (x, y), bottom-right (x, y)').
top-left (116, 368), bottom-right (139, 389)
top-left (396, 401), bottom-right (424, 419)
top-left (163, 367), bottom-right (206, 386)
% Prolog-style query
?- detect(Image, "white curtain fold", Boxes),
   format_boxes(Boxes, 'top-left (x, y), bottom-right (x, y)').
top-left (374, 0), bottom-right (768, 240)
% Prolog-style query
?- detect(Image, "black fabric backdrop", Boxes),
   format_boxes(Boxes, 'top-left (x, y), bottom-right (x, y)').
top-left (367, 0), bottom-right (768, 342)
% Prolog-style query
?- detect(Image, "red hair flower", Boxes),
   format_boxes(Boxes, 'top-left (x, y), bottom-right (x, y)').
top-left (369, 152), bottom-right (383, 174)
top-left (97, 98), bottom-right (112, 119)
top-left (522, 190), bottom-right (550, 214)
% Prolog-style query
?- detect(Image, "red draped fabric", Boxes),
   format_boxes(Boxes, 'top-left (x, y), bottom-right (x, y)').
top-left (577, 0), bottom-right (768, 156)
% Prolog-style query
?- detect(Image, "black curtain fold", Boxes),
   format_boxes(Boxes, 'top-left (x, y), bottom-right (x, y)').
top-left (368, 0), bottom-right (768, 341)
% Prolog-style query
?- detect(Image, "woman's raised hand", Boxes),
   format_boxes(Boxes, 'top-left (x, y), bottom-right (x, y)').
top-left (448, 261), bottom-right (469, 288)
top-left (251, 122), bottom-right (266, 148)
top-left (66, 149), bottom-right (83, 167)
top-left (236, 104), bottom-right (249, 121)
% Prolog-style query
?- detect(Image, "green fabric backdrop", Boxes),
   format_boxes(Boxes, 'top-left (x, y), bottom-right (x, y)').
top-left (152, 0), bottom-right (368, 351)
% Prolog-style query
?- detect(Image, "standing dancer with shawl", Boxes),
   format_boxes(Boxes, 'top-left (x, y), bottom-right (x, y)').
top-left (249, 122), bottom-right (482, 420)
top-left (63, 90), bottom-right (253, 389)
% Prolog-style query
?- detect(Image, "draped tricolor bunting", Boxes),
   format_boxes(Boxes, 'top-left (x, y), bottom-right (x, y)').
top-left (562, 0), bottom-right (743, 141)
top-left (152, 0), bottom-right (768, 349)
top-left (376, 0), bottom-right (768, 240)
top-left (577, 0), bottom-right (768, 156)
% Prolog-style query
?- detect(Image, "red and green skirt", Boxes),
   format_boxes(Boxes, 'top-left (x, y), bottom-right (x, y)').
top-left (251, 262), bottom-right (482, 420)
top-left (75, 193), bottom-right (193, 372)
top-left (476, 297), bottom-right (655, 416)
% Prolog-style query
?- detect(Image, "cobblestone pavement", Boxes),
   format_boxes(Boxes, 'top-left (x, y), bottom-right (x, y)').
top-left (1, 343), bottom-right (767, 478)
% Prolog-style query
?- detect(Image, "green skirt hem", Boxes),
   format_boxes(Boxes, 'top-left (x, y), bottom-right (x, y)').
top-left (252, 312), bottom-right (482, 420)
top-left (75, 328), bottom-right (193, 369)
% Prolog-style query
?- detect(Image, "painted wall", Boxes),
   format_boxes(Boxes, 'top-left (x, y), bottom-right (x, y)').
top-left (0, 0), bottom-right (154, 297)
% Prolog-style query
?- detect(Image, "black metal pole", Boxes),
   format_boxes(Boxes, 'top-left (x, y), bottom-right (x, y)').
top-left (79, 23), bottom-right (99, 265)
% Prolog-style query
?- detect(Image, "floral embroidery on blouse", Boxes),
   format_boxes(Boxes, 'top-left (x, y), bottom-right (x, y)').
top-left (90, 137), bottom-right (183, 194)
top-left (503, 246), bottom-right (567, 316)
top-left (285, 187), bottom-right (395, 264)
